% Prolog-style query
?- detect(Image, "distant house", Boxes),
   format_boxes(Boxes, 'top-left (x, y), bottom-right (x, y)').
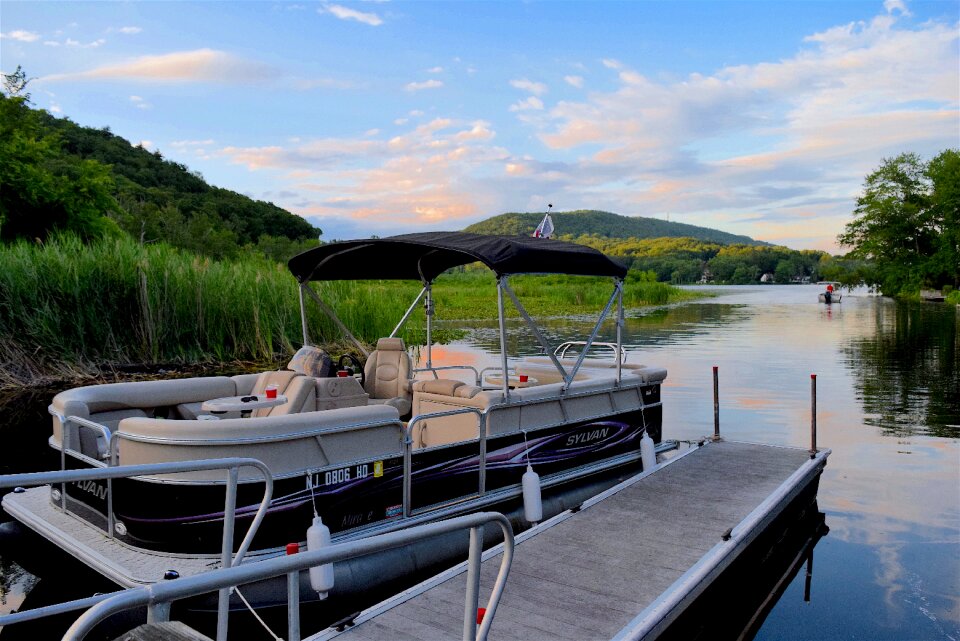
top-left (760, 273), bottom-right (774, 283)
top-left (698, 268), bottom-right (714, 284)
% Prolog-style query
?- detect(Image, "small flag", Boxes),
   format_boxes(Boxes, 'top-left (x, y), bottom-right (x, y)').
top-left (532, 212), bottom-right (554, 239)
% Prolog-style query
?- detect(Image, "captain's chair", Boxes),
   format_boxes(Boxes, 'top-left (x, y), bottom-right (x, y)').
top-left (363, 338), bottom-right (413, 417)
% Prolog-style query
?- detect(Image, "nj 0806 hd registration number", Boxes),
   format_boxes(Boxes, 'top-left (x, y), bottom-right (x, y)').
top-left (313, 460), bottom-right (384, 487)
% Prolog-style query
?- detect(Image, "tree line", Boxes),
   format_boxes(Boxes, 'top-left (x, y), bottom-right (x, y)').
top-left (0, 68), bottom-right (320, 261)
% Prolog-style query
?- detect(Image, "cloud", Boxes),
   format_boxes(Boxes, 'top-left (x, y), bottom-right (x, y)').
top-left (405, 79), bottom-right (443, 91)
top-left (1, 30), bottom-right (41, 42)
top-left (218, 117), bottom-right (510, 228)
top-left (43, 49), bottom-right (273, 83)
top-left (510, 78), bottom-right (547, 95)
top-left (43, 41), bottom-right (60, 47)
top-left (509, 96), bottom-right (544, 112)
top-left (564, 75), bottom-right (584, 88)
top-left (322, 4), bottom-right (384, 26)
top-left (129, 95), bottom-right (151, 109)
top-left (602, 59), bottom-right (622, 69)
top-left (426, 66), bottom-right (444, 74)
top-left (66, 38), bottom-right (107, 48)
top-left (118, 26), bottom-right (143, 34)
top-left (883, 0), bottom-right (911, 15)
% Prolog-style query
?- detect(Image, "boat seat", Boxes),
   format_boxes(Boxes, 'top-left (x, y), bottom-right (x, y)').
top-left (410, 379), bottom-right (485, 449)
top-left (363, 338), bottom-right (413, 418)
top-left (177, 347), bottom-right (331, 420)
top-left (249, 370), bottom-right (316, 417)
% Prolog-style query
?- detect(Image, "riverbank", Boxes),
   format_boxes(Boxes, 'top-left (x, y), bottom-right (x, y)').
top-left (0, 235), bottom-right (702, 390)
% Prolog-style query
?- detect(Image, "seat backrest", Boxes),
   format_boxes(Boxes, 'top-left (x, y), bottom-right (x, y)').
top-left (363, 337), bottom-right (412, 401)
top-left (250, 370), bottom-right (316, 417)
top-left (287, 345), bottom-right (334, 378)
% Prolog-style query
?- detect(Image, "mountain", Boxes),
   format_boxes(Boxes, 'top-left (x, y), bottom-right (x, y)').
top-left (0, 94), bottom-right (319, 257)
top-left (464, 210), bottom-right (767, 246)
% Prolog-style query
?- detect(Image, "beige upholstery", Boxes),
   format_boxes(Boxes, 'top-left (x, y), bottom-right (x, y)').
top-left (410, 379), bottom-right (486, 449)
top-left (50, 377), bottom-right (240, 458)
top-left (117, 405), bottom-right (403, 481)
top-left (363, 338), bottom-right (413, 416)
top-left (315, 376), bottom-right (369, 410)
top-left (250, 370), bottom-right (316, 417)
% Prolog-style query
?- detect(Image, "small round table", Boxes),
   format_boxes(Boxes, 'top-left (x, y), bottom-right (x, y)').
top-left (201, 395), bottom-right (288, 418)
top-left (483, 375), bottom-right (538, 390)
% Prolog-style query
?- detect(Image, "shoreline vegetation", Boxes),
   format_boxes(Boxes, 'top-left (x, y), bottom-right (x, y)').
top-left (0, 234), bottom-right (700, 390)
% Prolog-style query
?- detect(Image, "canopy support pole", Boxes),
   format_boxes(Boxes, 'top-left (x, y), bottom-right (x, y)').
top-left (500, 279), bottom-right (569, 382)
top-left (301, 285), bottom-right (369, 358)
top-left (564, 283), bottom-right (620, 391)
top-left (390, 286), bottom-right (428, 339)
top-left (298, 283), bottom-right (310, 346)
top-left (496, 277), bottom-right (510, 400)
top-left (616, 278), bottom-right (624, 384)
top-left (425, 282), bottom-right (434, 373)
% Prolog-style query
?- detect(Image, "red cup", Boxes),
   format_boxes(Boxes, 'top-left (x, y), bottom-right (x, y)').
top-left (265, 385), bottom-right (278, 399)
top-left (519, 375), bottom-right (529, 383)
top-left (337, 370), bottom-right (349, 377)
top-left (286, 542), bottom-right (299, 555)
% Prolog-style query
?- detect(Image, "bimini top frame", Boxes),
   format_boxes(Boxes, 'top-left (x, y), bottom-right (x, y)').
top-left (288, 232), bottom-right (629, 397)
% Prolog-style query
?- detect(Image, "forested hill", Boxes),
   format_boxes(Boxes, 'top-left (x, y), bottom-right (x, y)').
top-left (464, 210), bottom-right (766, 246)
top-left (0, 94), bottom-right (318, 258)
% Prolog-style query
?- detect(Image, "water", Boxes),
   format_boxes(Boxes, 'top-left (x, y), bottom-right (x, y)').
top-left (1, 284), bottom-right (958, 639)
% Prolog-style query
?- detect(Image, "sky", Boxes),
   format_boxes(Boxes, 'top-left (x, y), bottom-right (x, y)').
top-left (1, 1), bottom-right (957, 252)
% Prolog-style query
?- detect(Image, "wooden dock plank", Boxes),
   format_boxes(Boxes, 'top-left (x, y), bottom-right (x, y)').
top-left (326, 441), bottom-right (813, 641)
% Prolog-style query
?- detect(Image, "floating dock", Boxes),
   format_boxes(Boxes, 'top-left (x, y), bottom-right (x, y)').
top-left (310, 440), bottom-right (829, 641)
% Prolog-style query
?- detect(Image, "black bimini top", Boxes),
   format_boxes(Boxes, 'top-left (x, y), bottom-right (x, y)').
top-left (288, 232), bottom-right (627, 283)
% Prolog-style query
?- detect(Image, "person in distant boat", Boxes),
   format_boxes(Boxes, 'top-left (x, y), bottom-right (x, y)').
top-left (824, 283), bottom-right (833, 304)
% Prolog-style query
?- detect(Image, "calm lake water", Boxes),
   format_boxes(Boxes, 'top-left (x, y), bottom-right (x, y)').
top-left (1, 284), bottom-right (958, 640)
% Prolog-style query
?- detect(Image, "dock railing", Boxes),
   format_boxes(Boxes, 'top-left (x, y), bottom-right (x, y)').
top-left (60, 511), bottom-right (515, 641)
top-left (0, 457), bottom-right (273, 640)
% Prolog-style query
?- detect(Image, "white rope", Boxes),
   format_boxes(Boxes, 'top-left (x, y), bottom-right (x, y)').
top-left (307, 473), bottom-right (319, 518)
top-left (234, 585), bottom-right (284, 641)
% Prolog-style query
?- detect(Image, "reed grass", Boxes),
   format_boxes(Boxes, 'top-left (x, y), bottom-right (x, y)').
top-left (0, 235), bottom-right (696, 387)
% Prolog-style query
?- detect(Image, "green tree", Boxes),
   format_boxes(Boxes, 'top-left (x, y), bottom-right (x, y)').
top-left (0, 94), bottom-right (121, 240)
top-left (839, 150), bottom-right (960, 295)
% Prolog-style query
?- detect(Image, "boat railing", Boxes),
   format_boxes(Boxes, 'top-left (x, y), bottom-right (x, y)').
top-left (478, 365), bottom-right (515, 387)
top-left (0, 457), bottom-right (274, 636)
top-left (554, 340), bottom-right (626, 362)
top-left (414, 364), bottom-right (482, 385)
top-left (403, 407), bottom-right (486, 518)
top-left (60, 510), bottom-right (515, 641)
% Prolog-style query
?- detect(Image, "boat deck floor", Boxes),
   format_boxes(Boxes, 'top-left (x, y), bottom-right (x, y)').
top-left (2, 487), bottom-right (264, 586)
top-left (315, 440), bottom-right (820, 641)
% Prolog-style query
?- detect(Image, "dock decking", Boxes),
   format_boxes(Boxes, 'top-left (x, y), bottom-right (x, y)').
top-left (313, 440), bottom-right (828, 641)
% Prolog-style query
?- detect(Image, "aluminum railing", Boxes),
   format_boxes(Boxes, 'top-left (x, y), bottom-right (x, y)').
top-left (0, 457), bottom-right (273, 638)
top-left (403, 407), bottom-right (486, 517)
top-left (61, 510), bottom-right (514, 641)
top-left (555, 340), bottom-right (626, 362)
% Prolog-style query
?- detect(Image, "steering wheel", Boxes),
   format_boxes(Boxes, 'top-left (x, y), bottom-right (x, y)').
top-left (337, 354), bottom-right (365, 388)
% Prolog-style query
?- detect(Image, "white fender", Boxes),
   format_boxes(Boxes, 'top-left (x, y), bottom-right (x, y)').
top-left (306, 516), bottom-right (334, 599)
top-left (641, 431), bottom-right (656, 471)
top-left (522, 464), bottom-right (543, 524)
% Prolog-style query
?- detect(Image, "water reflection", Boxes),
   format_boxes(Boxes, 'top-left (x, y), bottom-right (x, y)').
top-left (844, 299), bottom-right (959, 437)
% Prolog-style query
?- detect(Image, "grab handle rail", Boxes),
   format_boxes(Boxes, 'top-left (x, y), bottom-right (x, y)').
top-left (403, 407), bottom-right (486, 517)
top-left (63, 511), bottom-right (515, 641)
top-left (0, 457), bottom-right (273, 638)
top-left (555, 340), bottom-right (626, 362)
top-left (413, 364), bottom-right (482, 384)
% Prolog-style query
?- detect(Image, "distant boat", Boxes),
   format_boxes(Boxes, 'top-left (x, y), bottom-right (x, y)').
top-left (817, 282), bottom-right (842, 304)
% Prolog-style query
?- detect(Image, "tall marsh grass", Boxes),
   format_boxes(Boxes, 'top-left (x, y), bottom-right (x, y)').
top-left (0, 235), bottom-right (694, 386)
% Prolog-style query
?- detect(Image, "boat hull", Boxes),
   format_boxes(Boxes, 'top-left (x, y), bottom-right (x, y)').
top-left (58, 403), bottom-right (662, 554)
